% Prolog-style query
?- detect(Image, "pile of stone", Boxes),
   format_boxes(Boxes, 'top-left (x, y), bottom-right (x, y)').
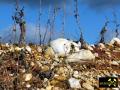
top-left (0, 38), bottom-right (119, 90)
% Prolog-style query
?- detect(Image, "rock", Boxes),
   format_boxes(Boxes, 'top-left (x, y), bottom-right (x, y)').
top-left (69, 41), bottom-right (80, 52)
top-left (50, 38), bottom-right (71, 56)
top-left (26, 83), bottom-right (31, 88)
top-left (98, 43), bottom-right (105, 49)
top-left (110, 38), bottom-right (120, 46)
top-left (5, 43), bottom-right (9, 47)
top-left (112, 88), bottom-right (119, 90)
top-left (23, 73), bottom-right (32, 81)
top-left (82, 82), bottom-right (94, 90)
top-left (25, 46), bottom-right (32, 53)
top-left (50, 38), bottom-right (80, 56)
top-left (68, 78), bottom-right (81, 89)
top-left (110, 61), bottom-right (119, 66)
top-left (0, 50), bottom-right (3, 55)
top-left (45, 47), bottom-right (55, 58)
top-left (9, 46), bottom-right (14, 52)
top-left (66, 49), bottom-right (95, 62)
top-left (87, 45), bottom-right (94, 51)
top-left (73, 71), bottom-right (79, 78)
top-left (46, 85), bottom-right (53, 90)
top-left (37, 46), bottom-right (42, 52)
top-left (94, 53), bottom-right (99, 57)
top-left (54, 75), bottom-right (67, 81)
top-left (105, 51), bottom-right (111, 58)
top-left (15, 47), bottom-right (23, 51)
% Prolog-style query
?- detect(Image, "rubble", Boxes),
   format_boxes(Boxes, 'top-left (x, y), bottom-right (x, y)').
top-left (0, 38), bottom-right (120, 89)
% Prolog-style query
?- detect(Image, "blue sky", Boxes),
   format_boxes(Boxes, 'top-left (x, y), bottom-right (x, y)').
top-left (0, 0), bottom-right (120, 44)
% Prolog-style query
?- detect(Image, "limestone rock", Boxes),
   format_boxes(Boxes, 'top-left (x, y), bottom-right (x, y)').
top-left (66, 49), bottom-right (95, 62)
top-left (23, 73), bottom-right (32, 81)
top-left (50, 38), bottom-right (71, 56)
top-left (50, 38), bottom-right (80, 56)
top-left (25, 46), bottom-right (32, 53)
top-left (68, 78), bottom-right (81, 89)
top-left (110, 61), bottom-right (119, 66)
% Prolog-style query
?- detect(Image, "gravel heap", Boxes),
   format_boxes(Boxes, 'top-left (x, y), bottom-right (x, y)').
top-left (0, 40), bottom-right (120, 90)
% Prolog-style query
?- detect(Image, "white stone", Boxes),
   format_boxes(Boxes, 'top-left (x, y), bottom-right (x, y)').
top-left (25, 46), bottom-right (32, 53)
top-left (82, 82), bottom-right (94, 90)
top-left (24, 73), bottom-right (32, 81)
top-left (94, 53), bottom-right (99, 57)
top-left (110, 38), bottom-right (120, 45)
top-left (66, 49), bottom-right (95, 62)
top-left (26, 83), bottom-right (31, 88)
top-left (73, 71), bottom-right (79, 78)
top-left (37, 46), bottom-right (42, 52)
top-left (69, 41), bottom-right (80, 52)
top-left (98, 43), bottom-right (105, 49)
top-left (68, 78), bottom-right (81, 89)
top-left (50, 38), bottom-right (80, 56)
top-left (50, 38), bottom-right (71, 56)
top-left (5, 43), bottom-right (9, 47)
top-left (110, 61), bottom-right (119, 66)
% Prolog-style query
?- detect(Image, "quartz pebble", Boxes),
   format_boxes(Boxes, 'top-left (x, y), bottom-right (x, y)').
top-left (23, 73), bottom-right (32, 81)
top-left (68, 78), bottom-right (81, 89)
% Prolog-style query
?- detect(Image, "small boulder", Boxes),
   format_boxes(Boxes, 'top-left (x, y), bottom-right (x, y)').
top-left (50, 38), bottom-right (71, 56)
top-left (50, 38), bottom-right (80, 56)
top-left (66, 49), bottom-right (95, 62)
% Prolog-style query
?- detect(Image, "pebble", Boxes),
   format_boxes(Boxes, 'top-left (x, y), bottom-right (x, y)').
top-left (23, 73), bottom-right (32, 81)
top-left (26, 83), bottom-right (31, 88)
top-left (15, 47), bottom-right (23, 51)
top-left (68, 78), bottom-right (81, 89)
top-left (110, 61), bottom-right (119, 66)
top-left (82, 82), bottom-right (94, 90)
top-left (98, 43), bottom-right (106, 49)
top-left (73, 71), bottom-right (79, 78)
top-left (25, 46), bottom-right (32, 53)
top-left (45, 47), bottom-right (55, 58)
top-left (37, 46), bottom-right (42, 53)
